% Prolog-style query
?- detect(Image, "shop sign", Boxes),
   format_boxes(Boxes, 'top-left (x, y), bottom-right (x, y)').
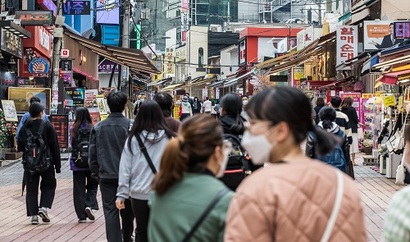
top-left (336, 25), bottom-right (358, 66)
top-left (0, 28), bottom-right (22, 58)
top-left (0, 71), bottom-right (16, 86)
top-left (39, 27), bottom-right (50, 51)
top-left (61, 49), bottom-right (70, 58)
top-left (28, 57), bottom-right (50, 75)
top-left (63, 1), bottom-right (91, 15)
top-left (15, 11), bottom-right (53, 26)
top-left (383, 95), bottom-right (396, 107)
top-left (239, 39), bottom-right (246, 65)
top-left (363, 21), bottom-right (393, 51)
top-left (37, 0), bottom-right (57, 16)
top-left (98, 59), bottom-right (119, 73)
top-left (64, 87), bottom-right (85, 108)
top-left (60, 59), bottom-right (73, 71)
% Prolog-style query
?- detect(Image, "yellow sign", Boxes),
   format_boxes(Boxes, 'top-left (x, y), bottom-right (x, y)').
top-left (383, 95), bottom-right (396, 107)
top-left (398, 96), bottom-right (404, 111)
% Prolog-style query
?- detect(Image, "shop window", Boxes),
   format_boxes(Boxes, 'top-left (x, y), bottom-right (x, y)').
top-left (198, 47), bottom-right (204, 67)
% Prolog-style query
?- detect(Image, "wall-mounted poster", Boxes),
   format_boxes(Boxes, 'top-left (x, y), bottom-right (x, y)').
top-left (85, 89), bottom-right (98, 108)
top-left (8, 87), bottom-right (51, 114)
top-left (96, 97), bottom-right (108, 115)
top-left (1, 100), bottom-right (18, 122)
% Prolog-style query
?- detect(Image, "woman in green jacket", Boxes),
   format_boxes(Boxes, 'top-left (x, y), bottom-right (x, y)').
top-left (149, 114), bottom-right (234, 242)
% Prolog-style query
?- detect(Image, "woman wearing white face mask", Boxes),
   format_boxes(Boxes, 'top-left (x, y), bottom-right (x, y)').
top-left (149, 114), bottom-right (234, 242)
top-left (225, 87), bottom-right (367, 242)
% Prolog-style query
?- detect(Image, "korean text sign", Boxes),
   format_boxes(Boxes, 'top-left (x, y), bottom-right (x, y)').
top-left (336, 25), bottom-right (358, 66)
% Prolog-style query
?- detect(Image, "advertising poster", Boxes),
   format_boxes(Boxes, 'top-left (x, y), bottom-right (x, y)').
top-left (1, 100), bottom-right (18, 122)
top-left (96, 97), bottom-right (108, 115)
top-left (8, 87), bottom-right (51, 114)
top-left (363, 21), bottom-right (393, 50)
top-left (96, 0), bottom-right (119, 24)
top-left (85, 89), bottom-right (98, 108)
top-left (88, 108), bottom-right (101, 124)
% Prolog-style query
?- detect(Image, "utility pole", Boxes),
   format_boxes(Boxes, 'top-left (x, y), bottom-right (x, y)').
top-left (121, 0), bottom-right (130, 94)
top-left (51, 0), bottom-right (64, 114)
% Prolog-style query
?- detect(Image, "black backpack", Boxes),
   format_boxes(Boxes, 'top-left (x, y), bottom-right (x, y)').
top-left (219, 134), bottom-right (251, 191)
top-left (23, 120), bottom-right (51, 174)
top-left (73, 125), bottom-right (92, 168)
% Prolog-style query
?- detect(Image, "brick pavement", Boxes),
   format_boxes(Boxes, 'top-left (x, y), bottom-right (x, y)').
top-left (0, 153), bottom-right (408, 242)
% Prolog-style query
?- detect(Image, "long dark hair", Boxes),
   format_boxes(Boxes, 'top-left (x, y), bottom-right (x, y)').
top-left (220, 93), bottom-right (245, 134)
top-left (127, 100), bottom-right (175, 152)
top-left (71, 107), bottom-right (92, 146)
top-left (246, 87), bottom-right (337, 155)
top-left (153, 114), bottom-right (223, 195)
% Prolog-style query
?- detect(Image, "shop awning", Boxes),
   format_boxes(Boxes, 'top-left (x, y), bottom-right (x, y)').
top-left (64, 30), bottom-right (160, 75)
top-left (372, 54), bottom-right (410, 70)
top-left (147, 79), bottom-right (167, 87)
top-left (375, 69), bottom-right (410, 87)
top-left (224, 70), bottom-right (255, 87)
top-left (161, 83), bottom-right (183, 91)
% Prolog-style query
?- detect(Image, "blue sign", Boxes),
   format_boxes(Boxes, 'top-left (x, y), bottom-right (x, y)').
top-left (63, 1), bottom-right (91, 15)
top-left (28, 57), bottom-right (50, 74)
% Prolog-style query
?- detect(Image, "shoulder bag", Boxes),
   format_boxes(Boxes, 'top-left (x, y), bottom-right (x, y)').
top-left (320, 170), bottom-right (345, 242)
top-left (135, 134), bottom-right (157, 174)
top-left (181, 188), bottom-right (230, 242)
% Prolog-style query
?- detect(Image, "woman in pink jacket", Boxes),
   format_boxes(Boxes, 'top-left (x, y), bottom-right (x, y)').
top-left (225, 87), bottom-right (367, 242)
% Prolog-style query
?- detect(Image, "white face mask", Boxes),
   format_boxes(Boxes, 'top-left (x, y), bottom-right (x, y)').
top-left (243, 100), bottom-right (248, 106)
top-left (241, 130), bottom-right (273, 165)
top-left (216, 143), bottom-right (232, 178)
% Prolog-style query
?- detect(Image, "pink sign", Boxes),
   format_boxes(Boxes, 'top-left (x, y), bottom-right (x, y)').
top-left (341, 92), bottom-right (361, 122)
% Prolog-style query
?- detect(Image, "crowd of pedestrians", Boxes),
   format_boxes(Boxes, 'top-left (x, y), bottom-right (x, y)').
top-left (15, 86), bottom-right (410, 241)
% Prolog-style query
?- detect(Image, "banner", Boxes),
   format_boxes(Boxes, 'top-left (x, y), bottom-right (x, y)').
top-left (336, 25), bottom-right (358, 66)
top-left (363, 21), bottom-right (393, 50)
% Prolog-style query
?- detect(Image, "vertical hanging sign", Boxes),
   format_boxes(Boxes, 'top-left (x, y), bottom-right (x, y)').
top-left (336, 25), bottom-right (358, 66)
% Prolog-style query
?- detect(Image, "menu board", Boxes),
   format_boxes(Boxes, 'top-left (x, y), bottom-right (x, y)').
top-left (64, 87), bottom-right (85, 110)
top-left (50, 114), bottom-right (68, 149)
top-left (1, 100), bottom-right (18, 122)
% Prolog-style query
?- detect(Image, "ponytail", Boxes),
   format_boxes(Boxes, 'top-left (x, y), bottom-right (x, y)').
top-left (321, 119), bottom-right (333, 130)
top-left (152, 138), bottom-right (188, 195)
top-left (312, 126), bottom-right (339, 155)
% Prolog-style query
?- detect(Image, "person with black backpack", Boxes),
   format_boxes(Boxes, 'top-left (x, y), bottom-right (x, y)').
top-left (218, 93), bottom-right (255, 191)
top-left (17, 102), bottom-right (61, 225)
top-left (70, 107), bottom-right (98, 223)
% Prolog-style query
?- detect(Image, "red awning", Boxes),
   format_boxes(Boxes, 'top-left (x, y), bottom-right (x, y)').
top-left (380, 70), bottom-right (410, 85)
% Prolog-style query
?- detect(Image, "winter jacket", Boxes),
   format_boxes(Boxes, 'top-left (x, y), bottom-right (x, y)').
top-left (88, 113), bottom-right (130, 179)
top-left (225, 160), bottom-right (367, 242)
top-left (219, 115), bottom-right (245, 136)
top-left (16, 112), bottom-right (49, 140)
top-left (117, 130), bottom-right (170, 201)
top-left (148, 172), bottom-right (234, 242)
top-left (181, 101), bottom-right (193, 115)
top-left (164, 116), bottom-right (181, 134)
top-left (17, 119), bottom-right (61, 173)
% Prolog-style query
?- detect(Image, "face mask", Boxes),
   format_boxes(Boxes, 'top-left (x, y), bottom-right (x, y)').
top-left (140, 99), bottom-right (145, 102)
top-left (216, 144), bottom-right (232, 178)
top-left (241, 130), bottom-right (273, 165)
top-left (243, 100), bottom-right (248, 106)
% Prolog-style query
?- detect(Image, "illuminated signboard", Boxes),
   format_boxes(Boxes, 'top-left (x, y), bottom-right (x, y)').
top-left (96, 0), bottom-right (119, 24)
top-left (15, 11), bottom-right (53, 26)
top-left (63, 1), bottom-right (91, 15)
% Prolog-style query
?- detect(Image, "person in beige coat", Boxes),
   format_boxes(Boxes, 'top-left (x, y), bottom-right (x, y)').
top-left (225, 87), bottom-right (367, 242)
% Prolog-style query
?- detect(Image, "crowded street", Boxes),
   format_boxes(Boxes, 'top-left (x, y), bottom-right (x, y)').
top-left (0, 153), bottom-right (403, 242)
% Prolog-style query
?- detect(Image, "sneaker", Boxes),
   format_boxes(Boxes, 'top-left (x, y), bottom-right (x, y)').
top-left (78, 219), bottom-right (87, 223)
top-left (85, 207), bottom-right (95, 221)
top-left (31, 216), bottom-right (39, 225)
top-left (38, 207), bottom-right (50, 223)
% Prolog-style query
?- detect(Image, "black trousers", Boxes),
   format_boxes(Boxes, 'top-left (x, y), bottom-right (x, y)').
top-left (99, 178), bottom-right (134, 242)
top-left (131, 198), bottom-right (150, 242)
top-left (25, 166), bottom-right (56, 216)
top-left (73, 170), bottom-right (99, 219)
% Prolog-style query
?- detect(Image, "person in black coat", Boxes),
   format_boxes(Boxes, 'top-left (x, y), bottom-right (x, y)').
top-left (341, 97), bottom-right (359, 165)
top-left (18, 102), bottom-right (61, 225)
top-left (313, 97), bottom-right (325, 124)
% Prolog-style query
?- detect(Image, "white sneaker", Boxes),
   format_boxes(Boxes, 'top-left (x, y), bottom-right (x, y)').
top-left (85, 207), bottom-right (95, 221)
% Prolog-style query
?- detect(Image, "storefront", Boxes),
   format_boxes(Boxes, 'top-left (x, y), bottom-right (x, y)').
top-left (0, 21), bottom-right (31, 99)
top-left (18, 26), bottom-right (53, 87)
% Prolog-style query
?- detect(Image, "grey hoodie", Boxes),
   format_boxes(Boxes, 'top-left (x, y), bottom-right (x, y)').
top-left (117, 130), bottom-right (169, 201)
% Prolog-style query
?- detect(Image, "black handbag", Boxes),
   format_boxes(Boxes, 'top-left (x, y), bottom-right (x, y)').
top-left (135, 134), bottom-right (157, 174)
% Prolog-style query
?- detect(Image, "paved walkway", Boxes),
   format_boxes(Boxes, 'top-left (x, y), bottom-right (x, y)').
top-left (0, 154), bottom-right (407, 241)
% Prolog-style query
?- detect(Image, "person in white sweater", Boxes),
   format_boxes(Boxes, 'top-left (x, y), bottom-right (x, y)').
top-left (116, 100), bottom-right (175, 242)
